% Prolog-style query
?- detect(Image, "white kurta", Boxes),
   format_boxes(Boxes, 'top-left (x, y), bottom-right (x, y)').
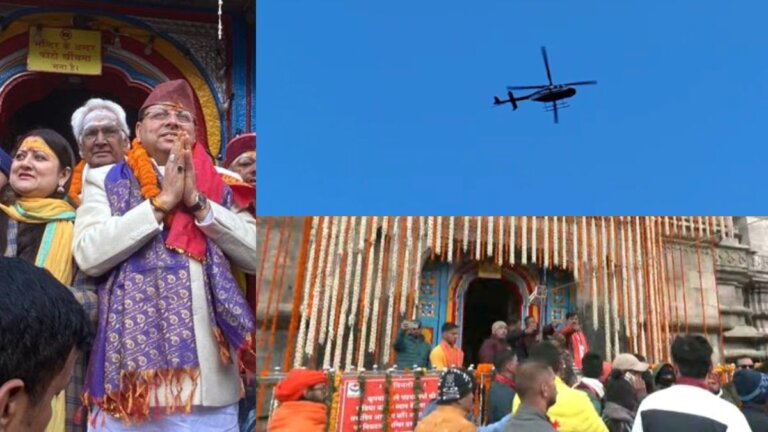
top-left (72, 164), bottom-right (257, 409)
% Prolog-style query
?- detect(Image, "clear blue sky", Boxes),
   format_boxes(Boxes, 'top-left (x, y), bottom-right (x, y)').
top-left (257, 2), bottom-right (768, 215)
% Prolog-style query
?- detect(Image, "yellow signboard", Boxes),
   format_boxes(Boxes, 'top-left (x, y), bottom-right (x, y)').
top-left (27, 27), bottom-right (102, 76)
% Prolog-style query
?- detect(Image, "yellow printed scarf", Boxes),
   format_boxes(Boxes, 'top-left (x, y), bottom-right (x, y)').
top-left (0, 198), bottom-right (76, 284)
top-left (0, 198), bottom-right (75, 432)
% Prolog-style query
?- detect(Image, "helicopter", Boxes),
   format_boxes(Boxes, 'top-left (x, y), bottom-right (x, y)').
top-left (493, 46), bottom-right (597, 123)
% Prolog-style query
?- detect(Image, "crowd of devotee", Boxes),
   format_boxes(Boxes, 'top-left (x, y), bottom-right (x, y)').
top-left (267, 313), bottom-right (768, 432)
top-left (0, 78), bottom-right (256, 432)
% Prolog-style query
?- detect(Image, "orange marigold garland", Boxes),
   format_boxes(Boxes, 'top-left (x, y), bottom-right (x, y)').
top-left (68, 160), bottom-right (86, 206)
top-left (126, 137), bottom-right (162, 200)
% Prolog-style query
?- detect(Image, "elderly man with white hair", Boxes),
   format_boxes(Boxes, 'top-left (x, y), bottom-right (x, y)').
top-left (68, 98), bottom-right (131, 206)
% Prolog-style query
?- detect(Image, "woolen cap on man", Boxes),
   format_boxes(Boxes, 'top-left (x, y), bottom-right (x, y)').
top-left (733, 369), bottom-right (768, 404)
top-left (224, 133), bottom-right (255, 168)
top-left (140, 79), bottom-right (197, 118)
top-left (612, 353), bottom-right (649, 372)
top-left (273, 369), bottom-right (328, 403)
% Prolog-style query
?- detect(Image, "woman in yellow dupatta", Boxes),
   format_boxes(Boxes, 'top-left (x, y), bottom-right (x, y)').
top-left (0, 129), bottom-right (77, 432)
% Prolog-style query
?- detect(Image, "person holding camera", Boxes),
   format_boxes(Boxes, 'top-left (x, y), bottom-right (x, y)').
top-left (394, 319), bottom-right (431, 369)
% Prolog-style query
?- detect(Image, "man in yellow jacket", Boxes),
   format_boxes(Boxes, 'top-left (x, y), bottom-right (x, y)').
top-left (512, 342), bottom-right (607, 432)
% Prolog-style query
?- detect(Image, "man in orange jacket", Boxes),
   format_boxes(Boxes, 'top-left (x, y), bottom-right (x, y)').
top-left (267, 369), bottom-right (329, 432)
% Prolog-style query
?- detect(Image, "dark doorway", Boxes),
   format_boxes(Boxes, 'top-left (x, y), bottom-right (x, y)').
top-left (462, 278), bottom-right (521, 366)
top-left (2, 88), bottom-right (140, 160)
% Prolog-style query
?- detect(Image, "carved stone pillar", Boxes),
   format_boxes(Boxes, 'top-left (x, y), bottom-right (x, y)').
top-left (717, 242), bottom-right (768, 360)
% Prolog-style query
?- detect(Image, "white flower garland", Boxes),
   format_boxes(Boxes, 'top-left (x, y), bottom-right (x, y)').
top-left (627, 217), bottom-right (638, 353)
top-left (609, 217), bottom-right (619, 358)
top-left (719, 216), bottom-right (726, 239)
top-left (635, 216), bottom-right (647, 358)
top-left (656, 219), bottom-right (670, 359)
top-left (333, 217), bottom-right (357, 370)
top-left (368, 217), bottom-right (389, 353)
top-left (462, 216), bottom-right (470, 253)
top-left (648, 218), bottom-right (659, 361)
top-left (704, 216), bottom-right (711, 240)
top-left (448, 216), bottom-right (455, 263)
top-left (619, 217), bottom-right (630, 340)
top-left (580, 217), bottom-right (587, 281)
top-left (487, 216), bottom-right (494, 260)
top-left (306, 216), bottom-right (331, 358)
top-left (412, 217), bottom-right (425, 319)
top-left (544, 216), bottom-right (549, 268)
top-left (357, 216), bottom-right (379, 368)
top-left (521, 217), bottom-right (528, 265)
top-left (435, 216), bottom-right (443, 257)
top-left (295, 216), bottom-right (320, 368)
top-left (319, 216), bottom-right (341, 344)
top-left (324, 216), bottom-right (349, 369)
top-left (531, 217), bottom-right (538, 263)
top-left (344, 217), bottom-right (368, 370)
top-left (664, 216), bottom-right (670, 237)
top-left (510, 216), bottom-right (516, 265)
top-left (475, 217), bottom-right (482, 261)
top-left (382, 217), bottom-right (401, 362)
top-left (561, 216), bottom-right (567, 270)
top-left (590, 218), bottom-right (598, 329)
top-left (573, 218), bottom-right (579, 280)
top-left (601, 218), bottom-right (611, 359)
top-left (400, 217), bottom-right (413, 314)
top-left (427, 216), bottom-right (434, 257)
top-left (553, 216), bottom-right (559, 268)
top-left (497, 216), bottom-right (504, 266)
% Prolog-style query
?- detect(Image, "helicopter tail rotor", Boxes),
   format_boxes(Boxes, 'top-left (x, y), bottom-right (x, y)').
top-left (507, 90), bottom-right (518, 110)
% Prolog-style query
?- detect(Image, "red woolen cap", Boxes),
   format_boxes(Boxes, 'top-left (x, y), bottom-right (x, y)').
top-left (273, 369), bottom-right (328, 403)
top-left (140, 79), bottom-right (197, 118)
top-left (224, 133), bottom-right (256, 168)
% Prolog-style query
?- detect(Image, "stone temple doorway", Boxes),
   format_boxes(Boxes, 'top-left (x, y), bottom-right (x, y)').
top-left (461, 277), bottom-right (522, 366)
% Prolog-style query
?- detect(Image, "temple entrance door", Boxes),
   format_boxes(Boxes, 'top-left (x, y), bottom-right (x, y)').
top-left (461, 278), bottom-right (522, 366)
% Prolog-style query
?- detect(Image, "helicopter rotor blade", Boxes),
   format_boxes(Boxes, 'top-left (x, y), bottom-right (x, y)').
top-left (552, 101), bottom-right (559, 124)
top-left (542, 46), bottom-right (553, 86)
top-left (506, 85), bottom-right (547, 90)
top-left (560, 80), bottom-right (598, 86)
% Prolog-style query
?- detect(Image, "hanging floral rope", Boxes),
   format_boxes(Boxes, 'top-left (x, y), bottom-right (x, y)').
top-left (609, 217), bottom-right (620, 358)
top-left (498, 216), bottom-right (505, 266)
top-left (323, 217), bottom-right (349, 369)
top-left (382, 217), bottom-right (401, 362)
top-left (695, 219), bottom-right (708, 340)
top-left (285, 218), bottom-right (314, 370)
top-left (487, 216), bottom-right (495, 261)
top-left (367, 217), bottom-right (389, 354)
top-left (600, 218), bottom-right (611, 359)
top-left (435, 216), bottom-right (443, 257)
top-left (410, 217), bottom-right (425, 320)
top-left (355, 216), bottom-right (378, 369)
top-left (426, 216), bottom-right (434, 260)
top-left (462, 216), bottom-right (470, 253)
top-left (345, 217), bottom-right (369, 370)
top-left (401, 217), bottom-right (413, 315)
top-left (531, 217), bottom-right (538, 264)
top-left (510, 216), bottom-right (517, 265)
top-left (295, 217), bottom-right (321, 368)
top-left (562, 216), bottom-right (568, 270)
top-left (319, 217), bottom-right (341, 344)
top-left (333, 218), bottom-right (358, 370)
top-left (521, 217), bottom-right (528, 265)
top-left (265, 219), bottom-right (295, 372)
top-left (634, 217), bottom-right (647, 358)
top-left (306, 217), bottom-right (332, 362)
top-left (590, 218), bottom-right (599, 329)
top-left (448, 216), bottom-right (455, 263)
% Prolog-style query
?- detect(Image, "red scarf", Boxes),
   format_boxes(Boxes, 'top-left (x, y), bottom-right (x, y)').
top-left (676, 377), bottom-right (710, 391)
top-left (495, 374), bottom-right (515, 389)
top-left (440, 341), bottom-right (464, 368)
top-left (571, 331), bottom-right (589, 370)
top-left (165, 142), bottom-right (227, 261)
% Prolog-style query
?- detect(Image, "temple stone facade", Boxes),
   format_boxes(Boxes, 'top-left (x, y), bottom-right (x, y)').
top-left (256, 217), bottom-right (768, 375)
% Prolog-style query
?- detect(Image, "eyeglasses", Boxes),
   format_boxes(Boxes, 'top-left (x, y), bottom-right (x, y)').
top-left (142, 108), bottom-right (194, 124)
top-left (738, 364), bottom-right (755, 370)
top-left (82, 126), bottom-right (122, 143)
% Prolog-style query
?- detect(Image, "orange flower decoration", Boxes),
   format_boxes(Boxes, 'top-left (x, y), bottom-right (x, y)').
top-left (125, 138), bottom-right (161, 200)
top-left (68, 160), bottom-right (86, 207)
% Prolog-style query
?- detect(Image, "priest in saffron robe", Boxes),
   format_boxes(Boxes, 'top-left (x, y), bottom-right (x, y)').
top-left (73, 79), bottom-right (256, 431)
top-left (267, 369), bottom-right (329, 432)
top-left (430, 322), bottom-right (465, 370)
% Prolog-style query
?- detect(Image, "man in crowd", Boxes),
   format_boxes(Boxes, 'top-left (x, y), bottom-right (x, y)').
top-left (651, 362), bottom-right (676, 391)
top-left (707, 370), bottom-right (740, 406)
top-left (631, 335), bottom-right (750, 431)
top-left (512, 342), bottom-right (608, 432)
top-left (478, 321), bottom-right (511, 364)
top-left (732, 368), bottom-right (768, 431)
top-left (559, 312), bottom-right (590, 371)
top-left (416, 368), bottom-right (476, 432)
top-left (0, 257), bottom-right (90, 432)
top-left (222, 132), bottom-right (255, 186)
top-left (393, 319), bottom-right (431, 369)
top-left (576, 352), bottom-right (606, 415)
top-left (612, 353), bottom-right (650, 402)
top-left (74, 79), bottom-right (257, 431)
top-left (506, 317), bottom-right (527, 361)
top-left (267, 369), bottom-right (329, 432)
top-left (736, 356), bottom-right (755, 371)
top-left (430, 322), bottom-right (464, 370)
top-left (0, 147), bottom-right (10, 188)
top-left (487, 350), bottom-right (517, 423)
top-left (506, 362), bottom-right (559, 432)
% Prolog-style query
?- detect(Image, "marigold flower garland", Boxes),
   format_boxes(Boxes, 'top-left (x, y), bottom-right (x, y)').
top-left (609, 217), bottom-right (620, 358)
top-left (368, 217), bottom-right (389, 354)
top-left (323, 217), bottom-right (348, 369)
top-left (326, 372), bottom-right (343, 432)
top-left (400, 217), bottom-right (413, 315)
top-left (531, 217), bottom-right (538, 264)
top-left (590, 218), bottom-right (598, 329)
top-left (510, 216), bottom-right (516, 265)
top-left (411, 217), bottom-right (425, 320)
top-left (125, 138), bottom-right (162, 200)
top-left (635, 217), bottom-right (647, 357)
top-left (435, 216), bottom-right (442, 257)
top-left (487, 216), bottom-right (494, 260)
top-left (333, 218), bottom-right (358, 370)
top-left (521, 217), bottom-right (528, 265)
top-left (497, 216), bottom-right (504, 266)
top-left (600, 218), bottom-right (611, 359)
top-left (447, 216), bottom-right (455, 263)
top-left (475, 217), bottom-right (482, 261)
top-left (357, 216), bottom-right (379, 367)
top-left (462, 216), bottom-right (470, 254)
top-left (552, 216), bottom-right (558, 268)
top-left (382, 218), bottom-right (400, 362)
top-left (306, 217), bottom-right (331, 360)
top-left (426, 216), bottom-right (434, 259)
top-left (68, 160), bottom-right (86, 206)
